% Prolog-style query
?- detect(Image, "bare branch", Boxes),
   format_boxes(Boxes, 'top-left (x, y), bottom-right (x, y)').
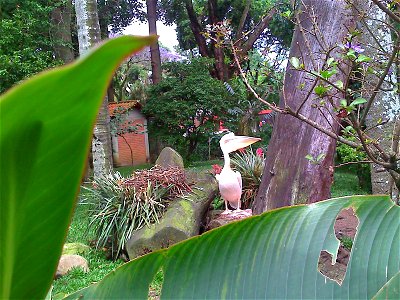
top-left (370, 0), bottom-right (400, 23)
top-left (360, 40), bottom-right (400, 124)
top-left (335, 160), bottom-right (374, 168)
top-left (236, 0), bottom-right (251, 41)
top-left (241, 7), bottom-right (277, 53)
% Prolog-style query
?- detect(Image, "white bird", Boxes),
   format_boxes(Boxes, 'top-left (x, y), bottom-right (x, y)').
top-left (216, 132), bottom-right (261, 214)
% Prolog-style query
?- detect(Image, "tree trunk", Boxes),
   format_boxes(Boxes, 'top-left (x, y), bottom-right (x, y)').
top-left (146, 0), bottom-right (162, 84)
top-left (253, 0), bottom-right (357, 213)
top-left (51, 0), bottom-right (74, 64)
top-left (75, 0), bottom-right (113, 178)
top-left (361, 2), bottom-right (400, 201)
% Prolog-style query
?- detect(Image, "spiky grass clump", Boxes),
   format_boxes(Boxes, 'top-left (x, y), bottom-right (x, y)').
top-left (231, 148), bottom-right (265, 208)
top-left (83, 172), bottom-right (169, 260)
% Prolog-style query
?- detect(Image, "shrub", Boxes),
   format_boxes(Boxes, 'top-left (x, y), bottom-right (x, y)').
top-left (231, 147), bottom-right (265, 208)
top-left (336, 142), bottom-right (371, 191)
top-left (83, 172), bottom-right (169, 260)
top-left (143, 57), bottom-right (239, 160)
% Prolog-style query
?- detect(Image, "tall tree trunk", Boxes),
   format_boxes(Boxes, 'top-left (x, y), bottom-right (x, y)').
top-left (75, 0), bottom-right (113, 178)
top-left (51, 0), bottom-right (74, 64)
top-left (146, 0), bottom-right (162, 84)
top-left (208, 0), bottom-right (225, 81)
top-left (253, 0), bottom-right (357, 213)
top-left (361, 2), bottom-right (400, 201)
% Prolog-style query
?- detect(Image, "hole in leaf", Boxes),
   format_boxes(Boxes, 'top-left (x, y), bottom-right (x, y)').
top-left (148, 268), bottom-right (164, 299)
top-left (318, 207), bottom-right (359, 285)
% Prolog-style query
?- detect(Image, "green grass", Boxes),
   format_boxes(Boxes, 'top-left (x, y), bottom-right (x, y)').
top-left (52, 250), bottom-right (124, 297)
top-left (52, 200), bottom-right (125, 297)
top-left (186, 159), bottom-right (223, 171)
top-left (115, 163), bottom-right (152, 177)
top-left (331, 167), bottom-right (371, 198)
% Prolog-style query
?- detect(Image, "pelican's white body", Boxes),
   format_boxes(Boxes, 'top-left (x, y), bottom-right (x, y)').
top-left (217, 132), bottom-right (260, 212)
top-left (216, 169), bottom-right (242, 209)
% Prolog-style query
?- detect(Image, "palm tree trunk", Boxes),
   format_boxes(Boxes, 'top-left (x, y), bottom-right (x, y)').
top-left (146, 0), bottom-right (162, 84)
top-left (75, 0), bottom-right (113, 178)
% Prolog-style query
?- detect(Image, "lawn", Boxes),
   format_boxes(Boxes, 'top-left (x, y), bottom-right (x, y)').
top-left (52, 163), bottom-right (370, 297)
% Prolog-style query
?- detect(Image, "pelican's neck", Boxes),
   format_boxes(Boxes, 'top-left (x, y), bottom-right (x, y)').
top-left (222, 150), bottom-right (231, 170)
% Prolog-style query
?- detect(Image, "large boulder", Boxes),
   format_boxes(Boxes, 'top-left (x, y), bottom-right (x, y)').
top-left (126, 170), bottom-right (217, 260)
top-left (155, 147), bottom-right (184, 168)
top-left (55, 254), bottom-right (89, 278)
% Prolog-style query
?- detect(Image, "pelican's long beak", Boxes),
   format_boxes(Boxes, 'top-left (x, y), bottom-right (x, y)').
top-left (226, 135), bottom-right (261, 153)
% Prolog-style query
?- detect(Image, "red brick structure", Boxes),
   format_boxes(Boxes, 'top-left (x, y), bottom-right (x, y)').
top-left (108, 101), bottom-right (150, 167)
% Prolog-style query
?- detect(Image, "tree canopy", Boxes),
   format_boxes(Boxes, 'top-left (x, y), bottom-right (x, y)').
top-left (0, 0), bottom-right (62, 93)
top-left (143, 57), bottom-right (239, 159)
top-left (159, 0), bottom-right (293, 80)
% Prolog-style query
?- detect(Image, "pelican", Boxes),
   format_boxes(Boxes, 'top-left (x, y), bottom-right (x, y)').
top-left (216, 132), bottom-right (261, 214)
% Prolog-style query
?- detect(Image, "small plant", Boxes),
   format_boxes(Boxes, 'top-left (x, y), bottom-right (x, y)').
top-left (339, 235), bottom-right (353, 251)
top-left (211, 195), bottom-right (225, 210)
top-left (83, 172), bottom-right (169, 260)
top-left (231, 147), bottom-right (265, 208)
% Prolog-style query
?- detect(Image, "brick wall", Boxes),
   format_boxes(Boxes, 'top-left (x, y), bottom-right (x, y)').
top-left (109, 102), bottom-right (149, 167)
top-left (115, 119), bottom-right (148, 166)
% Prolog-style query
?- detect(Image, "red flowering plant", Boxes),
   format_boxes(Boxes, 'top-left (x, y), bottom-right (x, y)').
top-left (231, 147), bottom-right (265, 209)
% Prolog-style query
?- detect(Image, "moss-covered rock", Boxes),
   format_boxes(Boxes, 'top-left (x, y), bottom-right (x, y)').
top-left (62, 243), bottom-right (90, 255)
top-left (126, 171), bottom-right (217, 260)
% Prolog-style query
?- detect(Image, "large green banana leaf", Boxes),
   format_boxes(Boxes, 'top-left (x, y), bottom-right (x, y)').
top-left (0, 35), bottom-right (156, 300)
top-left (65, 195), bottom-right (399, 299)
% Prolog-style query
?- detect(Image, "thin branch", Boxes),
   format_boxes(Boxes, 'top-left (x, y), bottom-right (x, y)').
top-left (360, 40), bottom-right (400, 124)
top-left (295, 77), bottom-right (319, 115)
top-left (392, 116), bottom-right (400, 154)
top-left (231, 42), bottom-right (285, 114)
top-left (370, 0), bottom-right (400, 23)
top-left (232, 42), bottom-right (396, 156)
top-left (351, 117), bottom-right (393, 168)
top-left (335, 160), bottom-right (374, 168)
top-left (295, 6), bottom-right (318, 70)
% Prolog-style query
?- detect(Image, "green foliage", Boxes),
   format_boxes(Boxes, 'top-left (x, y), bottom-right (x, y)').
top-left (55, 163), bottom-right (370, 296)
top-left (83, 172), bottom-right (169, 260)
top-left (339, 236), bottom-right (353, 251)
top-left (0, 0), bottom-right (62, 93)
top-left (211, 195), bottom-right (225, 210)
top-left (1, 35), bottom-right (399, 300)
top-left (143, 57), bottom-right (238, 160)
top-left (161, 0), bottom-right (293, 52)
top-left (231, 148), bottom-right (265, 208)
top-left (0, 35), bottom-right (156, 300)
top-left (66, 195), bottom-right (400, 299)
top-left (97, 0), bottom-right (145, 36)
top-left (336, 141), bottom-right (371, 191)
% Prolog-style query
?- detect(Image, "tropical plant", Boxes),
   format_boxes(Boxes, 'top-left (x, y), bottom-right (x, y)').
top-left (231, 147), bottom-right (265, 208)
top-left (65, 195), bottom-right (399, 299)
top-left (1, 36), bottom-right (399, 300)
top-left (83, 172), bottom-right (169, 260)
